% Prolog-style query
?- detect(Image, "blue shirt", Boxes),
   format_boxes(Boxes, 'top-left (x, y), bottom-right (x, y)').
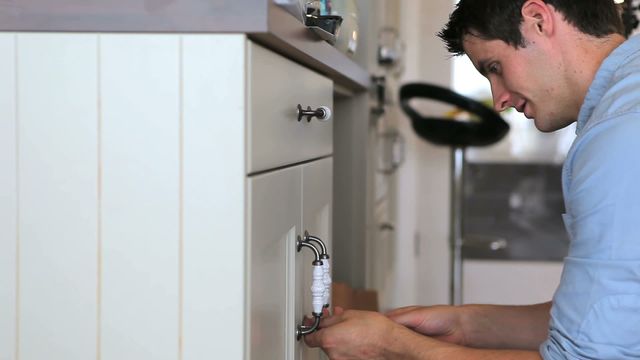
top-left (540, 35), bottom-right (640, 359)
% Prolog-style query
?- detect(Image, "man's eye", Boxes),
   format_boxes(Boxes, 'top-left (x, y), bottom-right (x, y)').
top-left (488, 63), bottom-right (500, 74)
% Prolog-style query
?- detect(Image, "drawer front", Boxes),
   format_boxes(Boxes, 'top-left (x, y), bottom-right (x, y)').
top-left (248, 41), bottom-right (333, 173)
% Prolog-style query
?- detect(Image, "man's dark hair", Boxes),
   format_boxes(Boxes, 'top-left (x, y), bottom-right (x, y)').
top-left (439, 0), bottom-right (625, 56)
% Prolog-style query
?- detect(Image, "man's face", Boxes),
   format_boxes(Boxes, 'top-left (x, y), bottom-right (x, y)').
top-left (462, 33), bottom-right (577, 132)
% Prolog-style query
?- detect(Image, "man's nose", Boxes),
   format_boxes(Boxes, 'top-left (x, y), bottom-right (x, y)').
top-left (491, 82), bottom-right (511, 112)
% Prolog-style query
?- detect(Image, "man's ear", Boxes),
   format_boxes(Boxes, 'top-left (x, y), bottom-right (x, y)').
top-left (521, 0), bottom-right (555, 37)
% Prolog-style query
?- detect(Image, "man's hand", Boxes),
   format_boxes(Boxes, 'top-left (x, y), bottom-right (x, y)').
top-left (304, 307), bottom-right (425, 360)
top-left (304, 305), bottom-right (546, 360)
top-left (386, 305), bottom-right (468, 346)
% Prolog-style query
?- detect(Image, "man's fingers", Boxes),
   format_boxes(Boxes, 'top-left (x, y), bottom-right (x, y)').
top-left (304, 309), bottom-right (347, 348)
top-left (319, 312), bottom-right (345, 328)
top-left (303, 307), bottom-right (357, 350)
top-left (303, 328), bottom-right (324, 348)
top-left (387, 308), bottom-right (428, 329)
top-left (303, 315), bottom-right (316, 326)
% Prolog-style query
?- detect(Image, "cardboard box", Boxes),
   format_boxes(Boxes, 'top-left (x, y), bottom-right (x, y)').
top-left (332, 282), bottom-right (378, 312)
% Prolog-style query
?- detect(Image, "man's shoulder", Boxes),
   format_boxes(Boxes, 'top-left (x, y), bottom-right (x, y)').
top-left (571, 109), bottom-right (640, 164)
top-left (564, 106), bottom-right (640, 191)
top-left (586, 66), bottom-right (640, 133)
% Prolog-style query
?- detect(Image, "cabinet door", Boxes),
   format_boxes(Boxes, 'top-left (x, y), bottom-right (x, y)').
top-left (248, 166), bottom-right (302, 360)
top-left (297, 157), bottom-right (333, 360)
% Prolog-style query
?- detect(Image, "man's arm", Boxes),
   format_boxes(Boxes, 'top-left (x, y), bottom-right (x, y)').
top-left (461, 302), bottom-right (551, 350)
top-left (384, 326), bottom-right (543, 360)
top-left (387, 302), bottom-right (551, 350)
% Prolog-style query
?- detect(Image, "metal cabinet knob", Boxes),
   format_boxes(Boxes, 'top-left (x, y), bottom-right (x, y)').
top-left (297, 104), bottom-right (332, 122)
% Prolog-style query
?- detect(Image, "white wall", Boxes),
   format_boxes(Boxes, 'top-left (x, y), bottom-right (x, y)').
top-left (463, 261), bottom-right (562, 305)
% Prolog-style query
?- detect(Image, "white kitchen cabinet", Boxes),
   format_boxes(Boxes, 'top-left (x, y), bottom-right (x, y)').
top-left (0, 33), bottom-right (333, 360)
top-left (247, 40), bottom-right (334, 360)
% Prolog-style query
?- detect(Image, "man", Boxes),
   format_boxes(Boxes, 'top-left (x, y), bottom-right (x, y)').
top-left (306, 0), bottom-right (640, 358)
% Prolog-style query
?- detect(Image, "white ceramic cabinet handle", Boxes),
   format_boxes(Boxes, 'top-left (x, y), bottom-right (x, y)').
top-left (296, 232), bottom-right (332, 340)
top-left (303, 232), bottom-right (332, 309)
top-left (322, 257), bottom-right (331, 308)
top-left (296, 238), bottom-right (323, 340)
top-left (311, 264), bottom-right (325, 314)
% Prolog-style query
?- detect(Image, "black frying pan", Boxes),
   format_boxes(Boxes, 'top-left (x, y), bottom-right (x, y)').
top-left (399, 83), bottom-right (509, 147)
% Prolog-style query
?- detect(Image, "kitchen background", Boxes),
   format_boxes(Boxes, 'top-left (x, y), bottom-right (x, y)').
top-left (359, 0), bottom-right (638, 312)
top-left (338, 0), bottom-right (571, 311)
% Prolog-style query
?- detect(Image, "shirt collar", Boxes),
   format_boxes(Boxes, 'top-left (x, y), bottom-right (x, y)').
top-left (576, 34), bottom-right (640, 135)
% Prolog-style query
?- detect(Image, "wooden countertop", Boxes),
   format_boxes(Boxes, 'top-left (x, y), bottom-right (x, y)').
top-left (0, 0), bottom-right (370, 91)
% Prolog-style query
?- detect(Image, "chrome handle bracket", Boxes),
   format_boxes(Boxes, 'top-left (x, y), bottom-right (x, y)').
top-left (296, 314), bottom-right (321, 340)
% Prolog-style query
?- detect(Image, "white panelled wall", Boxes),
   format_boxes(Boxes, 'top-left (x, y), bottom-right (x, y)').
top-left (0, 33), bottom-right (18, 360)
top-left (19, 33), bottom-right (99, 360)
top-left (100, 35), bottom-right (181, 360)
top-left (0, 33), bottom-right (246, 360)
top-left (181, 35), bottom-right (245, 360)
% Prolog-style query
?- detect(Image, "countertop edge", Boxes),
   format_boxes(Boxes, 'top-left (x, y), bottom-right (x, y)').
top-left (0, 0), bottom-right (370, 91)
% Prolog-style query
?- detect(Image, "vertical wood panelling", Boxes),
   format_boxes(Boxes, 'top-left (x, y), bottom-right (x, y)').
top-left (181, 35), bottom-right (246, 360)
top-left (100, 34), bottom-right (180, 360)
top-left (17, 33), bottom-right (99, 360)
top-left (0, 33), bottom-right (17, 360)
top-left (96, 36), bottom-right (103, 360)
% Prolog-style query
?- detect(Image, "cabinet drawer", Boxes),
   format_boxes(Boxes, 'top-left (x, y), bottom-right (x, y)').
top-left (248, 41), bottom-right (333, 173)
